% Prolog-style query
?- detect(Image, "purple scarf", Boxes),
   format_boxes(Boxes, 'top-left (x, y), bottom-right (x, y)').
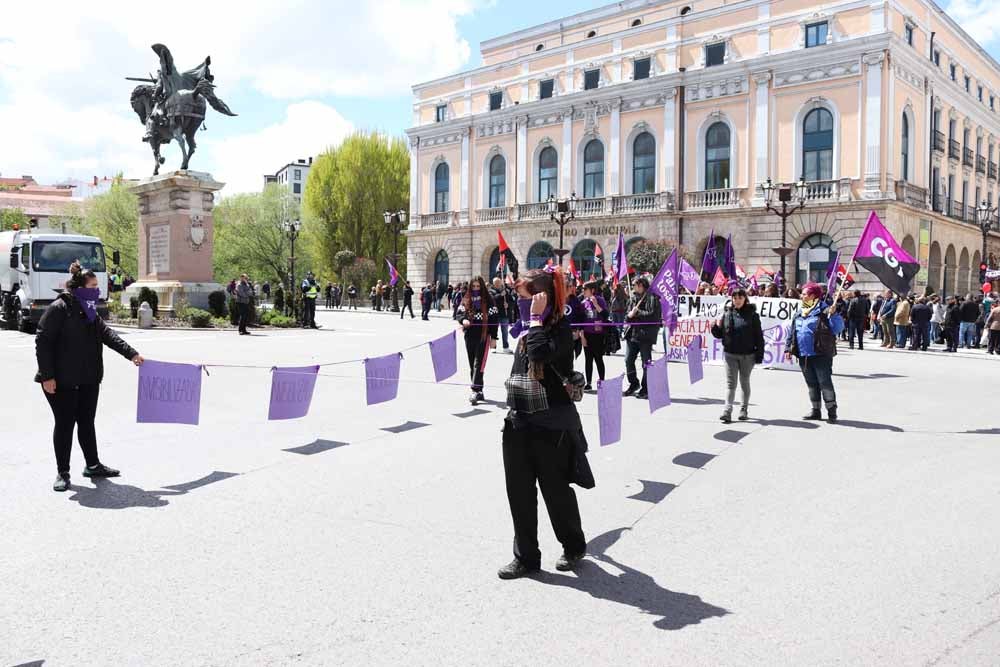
top-left (73, 287), bottom-right (100, 322)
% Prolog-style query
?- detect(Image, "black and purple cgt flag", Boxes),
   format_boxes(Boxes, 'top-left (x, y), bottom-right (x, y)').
top-left (851, 211), bottom-right (920, 295)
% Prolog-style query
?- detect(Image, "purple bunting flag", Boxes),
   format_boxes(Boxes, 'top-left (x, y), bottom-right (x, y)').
top-left (650, 248), bottom-right (680, 333)
top-left (597, 374), bottom-right (624, 447)
top-left (268, 365), bottom-right (320, 420)
top-left (137, 359), bottom-right (203, 425)
top-left (645, 356), bottom-right (671, 413)
top-left (364, 352), bottom-right (402, 405)
top-left (686, 335), bottom-right (704, 384)
top-left (679, 258), bottom-right (700, 293)
top-left (429, 331), bottom-right (458, 382)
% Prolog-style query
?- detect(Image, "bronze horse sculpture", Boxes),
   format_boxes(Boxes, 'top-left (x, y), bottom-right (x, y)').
top-left (129, 44), bottom-right (237, 175)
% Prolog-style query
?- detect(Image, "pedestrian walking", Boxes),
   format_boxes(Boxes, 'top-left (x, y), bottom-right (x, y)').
top-left (235, 273), bottom-right (253, 335)
top-left (400, 281), bottom-right (415, 319)
top-left (420, 284), bottom-right (433, 320)
top-left (930, 295), bottom-right (945, 344)
top-left (325, 282), bottom-right (333, 309)
top-left (944, 295), bottom-right (961, 352)
top-left (261, 281), bottom-right (270, 305)
top-left (491, 277), bottom-right (512, 352)
top-left (499, 266), bottom-right (591, 580)
top-left (456, 276), bottom-right (498, 405)
top-left (35, 261), bottom-right (145, 492)
top-left (986, 301), bottom-right (1000, 354)
top-left (710, 288), bottom-right (765, 423)
top-left (622, 278), bottom-right (661, 400)
top-left (784, 283), bottom-right (845, 423)
top-left (579, 280), bottom-right (609, 390)
top-left (846, 290), bottom-right (869, 350)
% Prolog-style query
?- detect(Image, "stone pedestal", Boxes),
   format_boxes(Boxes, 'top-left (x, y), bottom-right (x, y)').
top-left (124, 170), bottom-right (224, 314)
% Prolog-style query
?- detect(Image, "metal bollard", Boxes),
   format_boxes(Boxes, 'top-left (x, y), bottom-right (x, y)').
top-left (138, 301), bottom-right (153, 329)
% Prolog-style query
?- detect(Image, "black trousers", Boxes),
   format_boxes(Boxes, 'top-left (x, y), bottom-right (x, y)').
top-left (400, 300), bottom-right (414, 319)
top-left (464, 335), bottom-right (489, 392)
top-left (624, 339), bottom-right (653, 390)
top-left (236, 302), bottom-right (250, 334)
top-left (583, 332), bottom-right (606, 385)
top-left (303, 298), bottom-right (317, 327)
top-left (989, 330), bottom-right (1000, 354)
top-left (421, 302), bottom-right (431, 320)
top-left (945, 325), bottom-right (959, 351)
top-left (502, 422), bottom-right (586, 569)
top-left (44, 384), bottom-right (101, 474)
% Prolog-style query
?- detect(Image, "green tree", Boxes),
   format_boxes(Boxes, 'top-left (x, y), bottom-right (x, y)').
top-left (213, 184), bottom-right (311, 290)
top-left (303, 131), bottom-right (409, 281)
top-left (340, 257), bottom-right (378, 293)
top-left (71, 179), bottom-right (140, 276)
top-left (0, 207), bottom-right (28, 232)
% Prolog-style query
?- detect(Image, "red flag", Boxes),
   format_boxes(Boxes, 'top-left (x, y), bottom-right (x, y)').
top-left (568, 258), bottom-right (582, 285)
top-left (712, 267), bottom-right (727, 288)
top-left (497, 230), bottom-right (510, 253)
top-left (837, 264), bottom-right (855, 289)
top-left (594, 243), bottom-right (603, 257)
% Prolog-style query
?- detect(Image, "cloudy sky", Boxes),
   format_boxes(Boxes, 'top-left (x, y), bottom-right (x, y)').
top-left (0, 0), bottom-right (994, 196)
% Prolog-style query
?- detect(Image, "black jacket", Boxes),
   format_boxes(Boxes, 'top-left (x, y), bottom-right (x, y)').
top-left (624, 291), bottom-right (661, 344)
top-left (402, 285), bottom-right (414, 302)
top-left (960, 301), bottom-right (980, 323)
top-left (847, 296), bottom-right (871, 321)
top-left (909, 303), bottom-right (932, 325)
top-left (35, 293), bottom-right (137, 387)
top-left (945, 303), bottom-right (962, 327)
top-left (710, 303), bottom-right (765, 362)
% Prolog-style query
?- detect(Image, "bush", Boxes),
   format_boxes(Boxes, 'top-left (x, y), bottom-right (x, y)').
top-left (257, 307), bottom-right (273, 325)
top-left (267, 314), bottom-right (298, 328)
top-left (173, 296), bottom-right (191, 321)
top-left (207, 290), bottom-right (227, 317)
top-left (341, 257), bottom-right (378, 294)
top-left (129, 296), bottom-right (139, 318)
top-left (137, 286), bottom-right (158, 316)
top-left (185, 308), bottom-right (213, 328)
top-left (211, 317), bottom-right (230, 328)
top-left (107, 299), bottom-right (124, 318)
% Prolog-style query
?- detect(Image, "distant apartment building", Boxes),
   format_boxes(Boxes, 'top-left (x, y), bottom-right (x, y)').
top-left (265, 158), bottom-right (313, 202)
top-left (0, 174), bottom-right (81, 231)
top-left (405, 0), bottom-right (1000, 295)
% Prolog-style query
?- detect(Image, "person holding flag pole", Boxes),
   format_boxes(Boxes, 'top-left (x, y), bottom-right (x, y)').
top-left (455, 275), bottom-right (499, 405)
top-left (784, 282), bottom-right (846, 423)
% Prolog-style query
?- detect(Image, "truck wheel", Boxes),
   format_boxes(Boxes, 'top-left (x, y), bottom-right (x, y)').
top-left (14, 299), bottom-right (33, 334)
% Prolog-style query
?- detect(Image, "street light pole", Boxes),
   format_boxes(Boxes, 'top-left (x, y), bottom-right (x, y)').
top-left (976, 199), bottom-right (996, 284)
top-left (383, 209), bottom-right (407, 311)
top-left (761, 177), bottom-right (808, 280)
top-left (547, 193), bottom-right (577, 266)
top-left (282, 218), bottom-right (302, 320)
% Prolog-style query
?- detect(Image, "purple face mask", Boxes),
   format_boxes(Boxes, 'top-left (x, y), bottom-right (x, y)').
top-left (73, 287), bottom-right (100, 322)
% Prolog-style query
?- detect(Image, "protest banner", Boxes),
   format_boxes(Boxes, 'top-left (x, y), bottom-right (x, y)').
top-left (137, 360), bottom-right (203, 425)
top-left (645, 356), bottom-right (671, 412)
top-left (598, 375), bottom-right (623, 446)
top-left (429, 331), bottom-right (458, 382)
top-left (268, 365), bottom-right (320, 420)
top-left (364, 353), bottom-right (402, 405)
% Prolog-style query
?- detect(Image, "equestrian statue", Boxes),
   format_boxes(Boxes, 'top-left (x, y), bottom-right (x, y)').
top-left (128, 43), bottom-right (237, 175)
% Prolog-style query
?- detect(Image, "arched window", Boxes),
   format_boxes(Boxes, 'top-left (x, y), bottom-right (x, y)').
top-left (526, 241), bottom-right (556, 270)
top-left (488, 155), bottom-right (506, 208)
top-left (537, 146), bottom-right (557, 202)
top-left (571, 239), bottom-right (602, 279)
top-left (583, 140), bottom-right (604, 198)
top-left (632, 132), bottom-right (656, 194)
top-left (705, 122), bottom-right (731, 190)
top-left (802, 108), bottom-right (833, 181)
top-left (796, 233), bottom-right (836, 286)
top-left (433, 250), bottom-right (450, 286)
top-left (901, 113), bottom-right (910, 182)
top-left (434, 163), bottom-right (449, 213)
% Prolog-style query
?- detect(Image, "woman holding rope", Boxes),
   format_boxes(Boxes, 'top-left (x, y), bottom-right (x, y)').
top-left (500, 266), bottom-right (591, 579)
top-left (784, 282), bottom-right (845, 423)
top-left (35, 261), bottom-right (145, 492)
top-left (456, 276), bottom-right (498, 405)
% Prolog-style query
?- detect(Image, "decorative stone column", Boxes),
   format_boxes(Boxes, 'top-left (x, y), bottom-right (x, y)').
top-left (751, 71), bottom-right (771, 204)
top-left (662, 87), bottom-right (677, 207)
top-left (609, 97), bottom-right (622, 197)
top-left (863, 51), bottom-right (886, 199)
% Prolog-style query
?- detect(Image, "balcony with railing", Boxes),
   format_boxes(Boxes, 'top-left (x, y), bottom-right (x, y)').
top-left (977, 156), bottom-right (987, 173)
top-left (574, 197), bottom-right (606, 218)
top-left (932, 192), bottom-right (944, 213)
top-left (416, 211), bottom-right (454, 228)
top-left (801, 179), bottom-right (851, 203)
top-left (933, 130), bottom-right (946, 152)
top-left (948, 199), bottom-right (964, 221)
top-left (949, 139), bottom-right (961, 160)
top-left (967, 204), bottom-right (977, 222)
top-left (685, 188), bottom-right (742, 210)
top-left (964, 147), bottom-right (974, 167)
top-left (895, 181), bottom-right (927, 208)
top-left (990, 161), bottom-right (998, 180)
top-left (474, 207), bottom-right (512, 224)
top-left (515, 201), bottom-right (550, 221)
top-left (613, 192), bottom-right (675, 214)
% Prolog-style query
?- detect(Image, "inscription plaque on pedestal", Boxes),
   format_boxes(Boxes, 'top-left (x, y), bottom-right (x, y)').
top-left (149, 224), bottom-right (171, 275)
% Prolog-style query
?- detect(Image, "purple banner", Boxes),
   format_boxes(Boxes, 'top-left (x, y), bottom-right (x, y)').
top-left (137, 360), bottom-right (202, 425)
top-left (687, 335), bottom-right (704, 384)
top-left (364, 352), bottom-right (402, 405)
top-left (650, 248), bottom-right (679, 333)
top-left (429, 331), bottom-right (457, 382)
top-left (679, 258), bottom-right (700, 293)
top-left (645, 356), bottom-right (671, 413)
top-left (598, 374), bottom-right (623, 447)
top-left (268, 365), bottom-right (319, 420)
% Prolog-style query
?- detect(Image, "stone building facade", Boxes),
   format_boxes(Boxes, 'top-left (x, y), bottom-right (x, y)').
top-left (405, 0), bottom-right (1000, 295)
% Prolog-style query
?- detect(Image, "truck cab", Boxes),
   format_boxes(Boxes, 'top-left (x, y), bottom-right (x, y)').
top-left (0, 230), bottom-right (110, 332)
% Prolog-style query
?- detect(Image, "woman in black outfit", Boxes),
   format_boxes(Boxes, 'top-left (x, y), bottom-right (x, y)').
top-left (710, 288), bottom-right (765, 423)
top-left (35, 262), bottom-right (144, 492)
top-left (579, 280), bottom-right (610, 390)
top-left (456, 276), bottom-right (498, 405)
top-left (499, 267), bottom-right (592, 579)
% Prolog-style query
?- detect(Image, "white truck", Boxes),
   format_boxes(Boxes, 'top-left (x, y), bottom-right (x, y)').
top-left (0, 229), bottom-right (111, 332)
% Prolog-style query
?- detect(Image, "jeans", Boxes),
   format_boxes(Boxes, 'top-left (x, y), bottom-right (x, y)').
top-left (624, 339), bottom-right (653, 391)
top-left (44, 384), bottom-right (101, 474)
top-left (723, 352), bottom-right (754, 415)
top-left (798, 355), bottom-right (837, 412)
top-left (960, 321), bottom-right (977, 347)
top-left (911, 322), bottom-right (930, 350)
top-left (895, 324), bottom-right (910, 348)
top-left (498, 317), bottom-right (510, 349)
top-left (930, 322), bottom-right (941, 343)
top-left (502, 422), bottom-right (586, 569)
top-left (871, 320), bottom-right (882, 339)
top-left (848, 320), bottom-right (866, 349)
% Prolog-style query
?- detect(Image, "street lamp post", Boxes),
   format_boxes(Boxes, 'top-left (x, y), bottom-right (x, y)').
top-left (761, 177), bottom-right (808, 281)
top-left (547, 193), bottom-right (577, 266)
top-left (282, 217), bottom-right (302, 320)
top-left (383, 209), bottom-right (407, 311)
top-left (976, 199), bottom-right (996, 285)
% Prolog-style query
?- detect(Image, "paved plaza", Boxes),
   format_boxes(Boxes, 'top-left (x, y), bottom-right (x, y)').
top-left (3, 309), bottom-right (1000, 666)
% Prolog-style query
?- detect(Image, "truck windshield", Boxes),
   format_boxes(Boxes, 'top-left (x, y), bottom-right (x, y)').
top-left (32, 241), bottom-right (106, 273)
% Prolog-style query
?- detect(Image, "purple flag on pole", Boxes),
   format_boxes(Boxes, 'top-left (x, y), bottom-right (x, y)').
top-left (825, 249), bottom-right (841, 297)
top-left (385, 259), bottom-right (400, 286)
top-left (364, 352), bottom-right (402, 405)
top-left (645, 356), bottom-right (671, 413)
top-left (268, 365), bottom-right (319, 420)
top-left (701, 228), bottom-right (717, 278)
top-left (137, 360), bottom-right (203, 425)
top-left (851, 210), bottom-right (920, 294)
top-left (429, 331), bottom-right (457, 382)
top-left (686, 335), bottom-right (704, 384)
top-left (650, 248), bottom-right (680, 333)
top-left (723, 234), bottom-right (737, 279)
top-left (597, 374), bottom-right (623, 447)
top-left (679, 258), bottom-right (700, 293)
top-left (613, 231), bottom-right (628, 283)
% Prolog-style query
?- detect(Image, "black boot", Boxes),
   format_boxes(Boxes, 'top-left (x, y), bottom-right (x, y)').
top-left (827, 406), bottom-right (838, 423)
top-left (555, 552), bottom-right (585, 571)
top-left (622, 383), bottom-right (639, 397)
top-left (53, 473), bottom-right (70, 492)
top-left (497, 559), bottom-right (540, 580)
top-left (803, 407), bottom-right (822, 420)
top-left (82, 463), bottom-right (120, 478)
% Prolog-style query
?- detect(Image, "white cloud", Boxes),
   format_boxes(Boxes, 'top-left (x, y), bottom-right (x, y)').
top-left (944, 0), bottom-right (1000, 47)
top-left (0, 0), bottom-right (479, 185)
top-left (203, 101), bottom-right (354, 196)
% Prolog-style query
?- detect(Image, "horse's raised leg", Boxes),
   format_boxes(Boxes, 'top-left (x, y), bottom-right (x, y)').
top-left (152, 143), bottom-right (161, 175)
top-left (185, 124), bottom-right (197, 167)
top-left (176, 134), bottom-right (189, 170)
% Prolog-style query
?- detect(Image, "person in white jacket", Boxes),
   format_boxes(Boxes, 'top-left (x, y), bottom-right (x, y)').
top-left (930, 295), bottom-right (946, 345)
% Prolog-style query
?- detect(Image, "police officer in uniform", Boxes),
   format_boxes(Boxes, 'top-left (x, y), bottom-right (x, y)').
top-left (301, 272), bottom-right (320, 329)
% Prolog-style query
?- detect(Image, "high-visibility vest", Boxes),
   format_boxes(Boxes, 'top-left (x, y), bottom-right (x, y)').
top-left (111, 273), bottom-right (122, 287)
top-left (305, 283), bottom-right (318, 299)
